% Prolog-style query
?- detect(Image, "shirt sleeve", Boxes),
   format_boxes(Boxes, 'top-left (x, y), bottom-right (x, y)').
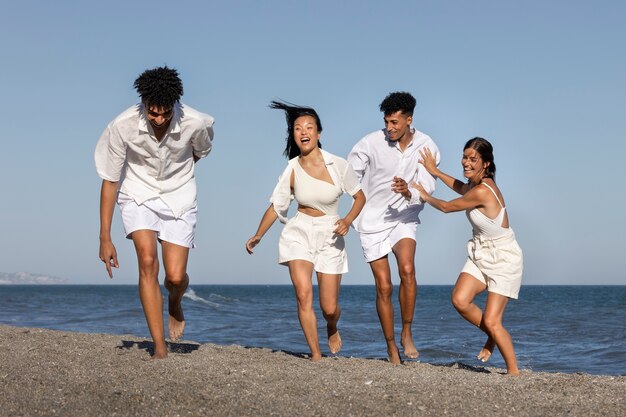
top-left (408, 143), bottom-right (440, 205)
top-left (341, 162), bottom-right (362, 196)
top-left (269, 163), bottom-right (294, 224)
top-left (191, 116), bottom-right (214, 159)
top-left (94, 124), bottom-right (126, 182)
top-left (346, 139), bottom-right (369, 183)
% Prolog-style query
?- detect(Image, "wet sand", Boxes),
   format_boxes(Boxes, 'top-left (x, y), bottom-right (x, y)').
top-left (1, 325), bottom-right (624, 416)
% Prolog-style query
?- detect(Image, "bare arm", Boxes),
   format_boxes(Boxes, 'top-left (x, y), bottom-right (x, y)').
top-left (419, 148), bottom-right (469, 195)
top-left (99, 180), bottom-right (119, 278)
top-left (413, 182), bottom-right (486, 213)
top-left (334, 190), bottom-right (366, 236)
top-left (245, 204), bottom-right (279, 254)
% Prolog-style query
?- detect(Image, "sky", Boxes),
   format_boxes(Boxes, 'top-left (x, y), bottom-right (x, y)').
top-left (1, 0), bottom-right (624, 286)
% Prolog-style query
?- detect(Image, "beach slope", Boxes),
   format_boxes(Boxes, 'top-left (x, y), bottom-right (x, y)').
top-left (0, 325), bottom-right (624, 416)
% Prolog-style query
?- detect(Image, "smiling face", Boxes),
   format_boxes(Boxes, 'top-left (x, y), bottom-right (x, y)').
top-left (384, 111), bottom-right (412, 142)
top-left (145, 104), bottom-right (174, 129)
top-left (462, 148), bottom-right (489, 183)
top-left (293, 115), bottom-right (320, 155)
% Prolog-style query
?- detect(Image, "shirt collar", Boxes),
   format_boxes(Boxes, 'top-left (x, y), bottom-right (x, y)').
top-left (320, 148), bottom-right (335, 165)
top-left (384, 126), bottom-right (416, 150)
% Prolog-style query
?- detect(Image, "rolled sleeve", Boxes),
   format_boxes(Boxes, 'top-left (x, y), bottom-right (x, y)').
top-left (192, 117), bottom-right (214, 160)
top-left (94, 125), bottom-right (126, 182)
top-left (341, 164), bottom-right (362, 196)
top-left (269, 164), bottom-right (294, 224)
top-left (347, 140), bottom-right (369, 182)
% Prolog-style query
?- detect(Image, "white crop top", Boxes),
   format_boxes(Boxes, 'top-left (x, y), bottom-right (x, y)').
top-left (269, 149), bottom-right (362, 223)
top-left (466, 182), bottom-right (508, 239)
top-left (293, 161), bottom-right (342, 215)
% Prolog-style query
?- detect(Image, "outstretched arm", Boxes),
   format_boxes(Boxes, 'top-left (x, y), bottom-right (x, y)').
top-left (245, 204), bottom-right (279, 254)
top-left (99, 180), bottom-right (119, 278)
top-left (413, 182), bottom-right (485, 213)
top-left (334, 190), bottom-right (366, 236)
top-left (419, 148), bottom-right (469, 195)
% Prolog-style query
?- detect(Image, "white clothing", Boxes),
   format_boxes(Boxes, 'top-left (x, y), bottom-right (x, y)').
top-left (358, 222), bottom-right (417, 263)
top-left (293, 160), bottom-right (343, 216)
top-left (117, 192), bottom-right (198, 248)
top-left (95, 102), bottom-right (214, 218)
top-left (270, 149), bottom-right (362, 223)
top-left (466, 182), bottom-right (508, 239)
top-left (279, 212), bottom-right (347, 274)
top-left (347, 127), bottom-right (439, 234)
top-left (462, 229), bottom-right (523, 299)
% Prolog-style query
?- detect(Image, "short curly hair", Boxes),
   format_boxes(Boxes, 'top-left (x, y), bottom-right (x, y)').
top-left (379, 91), bottom-right (416, 116)
top-left (133, 66), bottom-right (183, 109)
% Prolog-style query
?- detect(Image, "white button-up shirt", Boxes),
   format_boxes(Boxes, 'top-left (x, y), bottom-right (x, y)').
top-left (94, 102), bottom-right (214, 218)
top-left (347, 127), bottom-right (439, 234)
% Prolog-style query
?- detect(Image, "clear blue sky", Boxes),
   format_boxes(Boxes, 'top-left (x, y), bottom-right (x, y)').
top-left (1, 1), bottom-right (624, 285)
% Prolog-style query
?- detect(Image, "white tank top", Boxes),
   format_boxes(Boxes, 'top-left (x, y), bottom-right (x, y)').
top-left (466, 182), bottom-right (508, 239)
top-left (293, 161), bottom-right (342, 216)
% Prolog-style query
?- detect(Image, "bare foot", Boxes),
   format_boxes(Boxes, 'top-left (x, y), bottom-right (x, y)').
top-left (310, 353), bottom-right (322, 362)
top-left (401, 337), bottom-right (419, 360)
top-left (477, 337), bottom-right (495, 362)
top-left (506, 369), bottom-right (521, 376)
top-left (327, 325), bottom-right (342, 354)
top-left (151, 343), bottom-right (168, 360)
top-left (168, 298), bottom-right (185, 342)
top-left (387, 345), bottom-right (402, 365)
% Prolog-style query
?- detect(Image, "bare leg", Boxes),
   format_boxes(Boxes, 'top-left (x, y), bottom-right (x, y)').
top-left (289, 260), bottom-right (321, 361)
top-left (317, 272), bottom-right (342, 354)
top-left (131, 230), bottom-right (167, 359)
top-left (451, 273), bottom-right (493, 361)
top-left (483, 292), bottom-right (519, 375)
top-left (370, 256), bottom-right (401, 364)
top-left (162, 240), bottom-right (190, 342)
top-left (392, 238), bottom-right (418, 359)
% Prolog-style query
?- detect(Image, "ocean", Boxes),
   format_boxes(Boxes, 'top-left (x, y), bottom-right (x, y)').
top-left (1, 285), bottom-right (624, 376)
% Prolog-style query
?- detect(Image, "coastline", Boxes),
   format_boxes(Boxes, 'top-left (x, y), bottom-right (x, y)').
top-left (1, 325), bottom-right (624, 417)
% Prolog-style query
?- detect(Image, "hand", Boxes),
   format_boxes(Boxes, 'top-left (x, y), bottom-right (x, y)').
top-left (246, 235), bottom-right (261, 254)
top-left (410, 181), bottom-right (428, 201)
top-left (99, 239), bottom-right (119, 279)
top-left (391, 176), bottom-right (411, 199)
top-left (333, 219), bottom-right (350, 236)
top-left (418, 147), bottom-right (437, 174)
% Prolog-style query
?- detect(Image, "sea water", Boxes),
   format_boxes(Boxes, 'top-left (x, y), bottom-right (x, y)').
top-left (1, 285), bottom-right (624, 375)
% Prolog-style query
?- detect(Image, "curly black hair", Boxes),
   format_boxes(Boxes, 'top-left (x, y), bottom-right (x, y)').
top-left (379, 91), bottom-right (416, 116)
top-left (269, 100), bottom-right (323, 159)
top-left (133, 66), bottom-right (183, 109)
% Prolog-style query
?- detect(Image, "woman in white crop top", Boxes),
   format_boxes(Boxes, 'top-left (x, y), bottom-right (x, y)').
top-left (245, 100), bottom-right (366, 362)
top-left (412, 137), bottom-right (523, 375)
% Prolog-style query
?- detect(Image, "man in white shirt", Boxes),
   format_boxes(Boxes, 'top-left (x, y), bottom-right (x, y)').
top-left (348, 92), bottom-right (439, 364)
top-left (95, 66), bottom-right (214, 359)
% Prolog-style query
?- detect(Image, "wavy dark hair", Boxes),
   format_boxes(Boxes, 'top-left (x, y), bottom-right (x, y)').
top-left (270, 100), bottom-right (323, 159)
top-left (464, 137), bottom-right (496, 180)
top-left (379, 91), bottom-right (416, 116)
top-left (134, 66), bottom-right (183, 109)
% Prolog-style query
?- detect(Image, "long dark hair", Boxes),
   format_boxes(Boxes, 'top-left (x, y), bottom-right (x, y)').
top-left (464, 137), bottom-right (496, 180)
top-left (269, 100), bottom-right (323, 159)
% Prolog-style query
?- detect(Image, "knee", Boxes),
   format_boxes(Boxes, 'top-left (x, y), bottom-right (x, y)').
top-left (137, 253), bottom-right (158, 276)
top-left (294, 288), bottom-right (313, 309)
top-left (451, 292), bottom-right (470, 312)
top-left (398, 263), bottom-right (415, 281)
top-left (482, 315), bottom-right (502, 334)
top-left (165, 272), bottom-right (188, 288)
top-left (321, 303), bottom-right (339, 319)
top-left (376, 282), bottom-right (393, 300)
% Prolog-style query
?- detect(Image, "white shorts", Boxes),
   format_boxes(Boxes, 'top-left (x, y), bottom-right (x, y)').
top-left (358, 222), bottom-right (417, 262)
top-left (117, 193), bottom-right (197, 248)
top-left (278, 211), bottom-right (347, 274)
top-left (462, 229), bottom-right (523, 299)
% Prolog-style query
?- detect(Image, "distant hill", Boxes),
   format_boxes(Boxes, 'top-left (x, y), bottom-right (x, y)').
top-left (0, 272), bottom-right (68, 285)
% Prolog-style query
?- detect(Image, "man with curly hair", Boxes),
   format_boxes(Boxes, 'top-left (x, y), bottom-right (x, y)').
top-left (348, 91), bottom-right (439, 364)
top-left (95, 66), bottom-right (214, 359)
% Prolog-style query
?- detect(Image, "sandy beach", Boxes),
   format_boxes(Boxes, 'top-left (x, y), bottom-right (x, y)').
top-left (0, 325), bottom-right (623, 417)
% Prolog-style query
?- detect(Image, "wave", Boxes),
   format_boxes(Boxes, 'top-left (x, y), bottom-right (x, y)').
top-left (183, 289), bottom-right (221, 308)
